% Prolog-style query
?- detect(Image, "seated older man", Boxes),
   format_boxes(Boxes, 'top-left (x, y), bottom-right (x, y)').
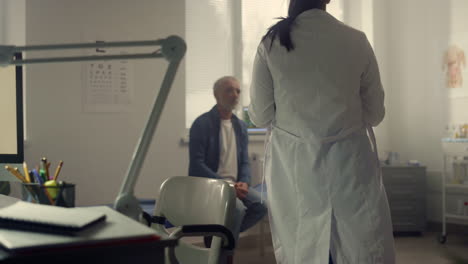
top-left (188, 76), bottom-right (267, 261)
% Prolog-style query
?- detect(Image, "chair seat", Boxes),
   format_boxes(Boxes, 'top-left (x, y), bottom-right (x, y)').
top-left (151, 176), bottom-right (237, 264)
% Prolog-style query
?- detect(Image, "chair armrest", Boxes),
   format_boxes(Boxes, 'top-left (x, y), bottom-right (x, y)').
top-left (165, 224), bottom-right (235, 264)
top-left (142, 211), bottom-right (166, 226)
top-left (169, 224), bottom-right (235, 250)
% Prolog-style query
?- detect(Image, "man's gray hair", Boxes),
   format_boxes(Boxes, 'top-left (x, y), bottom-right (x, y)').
top-left (213, 76), bottom-right (238, 94)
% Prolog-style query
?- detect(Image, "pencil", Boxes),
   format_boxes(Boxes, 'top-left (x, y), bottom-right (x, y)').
top-left (42, 187), bottom-right (55, 205)
top-left (4, 165), bottom-right (27, 183)
top-left (23, 162), bottom-right (31, 183)
top-left (13, 168), bottom-right (26, 182)
top-left (53, 160), bottom-right (63, 181)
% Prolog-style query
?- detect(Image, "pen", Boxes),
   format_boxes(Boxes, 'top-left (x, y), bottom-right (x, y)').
top-left (47, 162), bottom-right (51, 180)
top-left (41, 157), bottom-right (50, 180)
top-left (23, 162), bottom-right (31, 183)
top-left (28, 170), bottom-right (35, 183)
top-left (39, 169), bottom-right (47, 183)
top-left (4, 166), bottom-right (27, 183)
top-left (32, 169), bottom-right (43, 185)
top-left (53, 160), bottom-right (63, 181)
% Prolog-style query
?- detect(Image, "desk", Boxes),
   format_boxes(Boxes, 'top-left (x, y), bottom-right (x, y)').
top-left (0, 206), bottom-right (177, 263)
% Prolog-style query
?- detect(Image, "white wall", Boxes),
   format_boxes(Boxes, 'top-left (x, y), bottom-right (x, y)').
top-left (1, 0), bottom-right (26, 45)
top-left (384, 0), bottom-right (450, 172)
top-left (342, 0), bottom-right (389, 153)
top-left (25, 0), bottom-right (186, 206)
top-left (446, 2), bottom-right (468, 124)
top-left (371, 0), bottom-right (390, 155)
top-left (351, 0), bottom-right (454, 176)
top-left (373, 0), bottom-right (468, 222)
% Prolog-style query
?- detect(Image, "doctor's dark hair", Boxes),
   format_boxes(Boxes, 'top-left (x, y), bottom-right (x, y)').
top-left (262, 0), bottom-right (326, 52)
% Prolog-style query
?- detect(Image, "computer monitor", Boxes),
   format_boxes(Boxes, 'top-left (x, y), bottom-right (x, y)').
top-left (0, 53), bottom-right (24, 163)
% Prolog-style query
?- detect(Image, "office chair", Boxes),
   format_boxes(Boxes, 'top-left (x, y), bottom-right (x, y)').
top-left (148, 176), bottom-right (237, 264)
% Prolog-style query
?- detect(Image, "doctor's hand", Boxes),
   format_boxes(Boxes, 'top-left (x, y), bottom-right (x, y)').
top-left (234, 182), bottom-right (249, 200)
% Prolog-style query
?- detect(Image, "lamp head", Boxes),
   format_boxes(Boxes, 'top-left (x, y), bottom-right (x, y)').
top-left (0, 46), bottom-right (15, 66)
top-left (161, 35), bottom-right (187, 62)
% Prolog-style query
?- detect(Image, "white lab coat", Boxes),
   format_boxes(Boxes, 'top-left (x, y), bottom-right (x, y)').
top-left (248, 9), bottom-right (395, 264)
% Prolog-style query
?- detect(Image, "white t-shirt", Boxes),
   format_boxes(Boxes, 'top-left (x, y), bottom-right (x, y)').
top-left (217, 119), bottom-right (238, 182)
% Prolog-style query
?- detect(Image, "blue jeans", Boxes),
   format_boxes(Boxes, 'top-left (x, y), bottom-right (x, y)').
top-left (231, 187), bottom-right (268, 245)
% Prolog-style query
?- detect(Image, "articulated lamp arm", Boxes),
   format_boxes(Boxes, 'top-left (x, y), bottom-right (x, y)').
top-left (0, 36), bottom-right (186, 222)
top-left (114, 36), bottom-right (186, 221)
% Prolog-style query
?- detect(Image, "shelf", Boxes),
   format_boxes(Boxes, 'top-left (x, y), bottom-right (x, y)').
top-left (442, 140), bottom-right (468, 155)
top-left (445, 184), bottom-right (468, 189)
top-left (442, 138), bottom-right (468, 143)
top-left (445, 213), bottom-right (468, 221)
top-left (444, 184), bottom-right (468, 195)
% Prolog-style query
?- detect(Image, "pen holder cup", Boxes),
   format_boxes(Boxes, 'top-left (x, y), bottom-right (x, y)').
top-left (21, 182), bottom-right (75, 208)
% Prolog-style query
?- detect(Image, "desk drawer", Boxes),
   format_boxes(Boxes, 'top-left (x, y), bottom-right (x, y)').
top-left (385, 186), bottom-right (424, 200)
top-left (382, 168), bottom-right (425, 186)
top-left (389, 200), bottom-right (425, 218)
top-left (392, 222), bottom-right (425, 232)
top-left (391, 214), bottom-right (425, 232)
top-left (389, 200), bottom-right (423, 213)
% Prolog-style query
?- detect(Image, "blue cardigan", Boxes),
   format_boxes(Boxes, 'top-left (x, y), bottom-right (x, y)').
top-left (188, 105), bottom-right (251, 184)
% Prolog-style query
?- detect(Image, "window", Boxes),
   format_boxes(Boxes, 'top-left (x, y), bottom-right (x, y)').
top-left (185, 0), bottom-right (236, 128)
top-left (185, 0), bottom-right (353, 128)
top-left (240, 1), bottom-right (288, 106)
top-left (328, 0), bottom-right (345, 22)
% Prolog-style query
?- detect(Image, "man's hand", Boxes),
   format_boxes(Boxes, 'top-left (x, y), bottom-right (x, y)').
top-left (234, 182), bottom-right (249, 200)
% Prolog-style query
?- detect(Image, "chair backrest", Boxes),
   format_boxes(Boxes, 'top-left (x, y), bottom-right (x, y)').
top-left (155, 176), bottom-right (236, 228)
top-left (153, 176), bottom-right (236, 264)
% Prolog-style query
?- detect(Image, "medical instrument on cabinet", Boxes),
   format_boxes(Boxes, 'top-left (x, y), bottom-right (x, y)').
top-left (0, 36), bottom-right (186, 222)
top-left (439, 138), bottom-right (468, 244)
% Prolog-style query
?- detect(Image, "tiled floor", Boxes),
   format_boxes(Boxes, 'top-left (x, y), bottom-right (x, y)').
top-left (393, 232), bottom-right (468, 264)
top-left (233, 232), bottom-right (468, 264)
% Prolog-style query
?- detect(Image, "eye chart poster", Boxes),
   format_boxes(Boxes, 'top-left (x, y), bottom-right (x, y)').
top-left (82, 43), bottom-right (134, 112)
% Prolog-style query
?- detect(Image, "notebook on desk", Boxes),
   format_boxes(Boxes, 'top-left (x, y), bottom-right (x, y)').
top-left (0, 201), bottom-right (173, 263)
top-left (0, 195), bottom-right (106, 236)
top-left (0, 203), bottom-right (166, 255)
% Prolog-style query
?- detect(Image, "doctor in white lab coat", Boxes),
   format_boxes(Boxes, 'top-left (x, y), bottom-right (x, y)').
top-left (248, 0), bottom-right (396, 263)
